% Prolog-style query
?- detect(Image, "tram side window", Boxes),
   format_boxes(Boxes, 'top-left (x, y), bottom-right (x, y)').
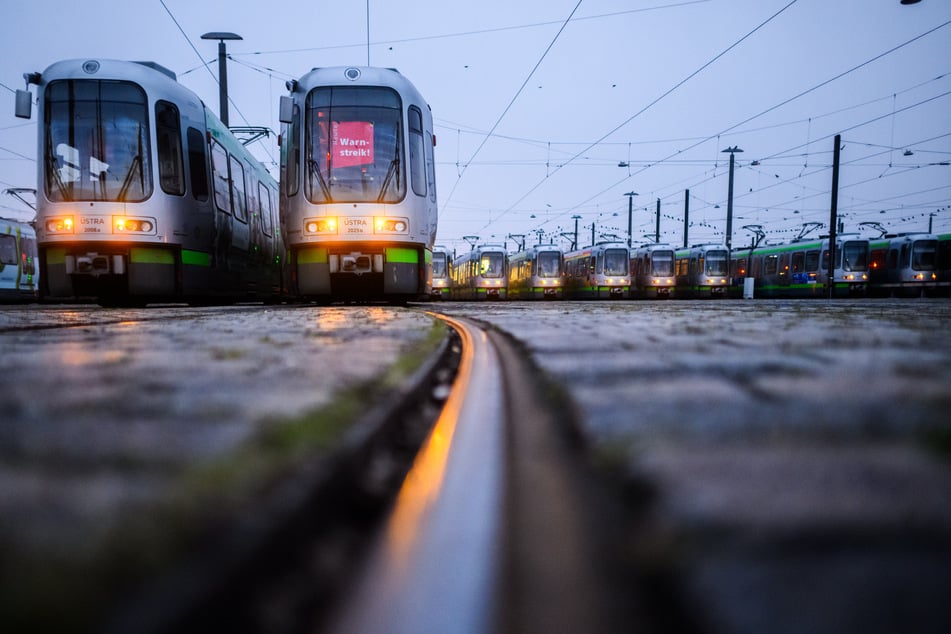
top-left (805, 250), bottom-right (820, 271)
top-left (187, 128), bottom-right (209, 201)
top-left (258, 182), bottom-right (273, 236)
top-left (409, 106), bottom-right (426, 197)
top-left (155, 101), bottom-right (185, 196)
top-left (764, 255), bottom-right (778, 275)
top-left (0, 235), bottom-right (15, 265)
top-left (886, 249), bottom-right (898, 270)
top-left (791, 252), bottom-right (804, 273)
top-left (284, 105), bottom-right (300, 197)
top-left (426, 131), bottom-right (436, 203)
top-left (210, 141), bottom-right (232, 214)
top-left (230, 157), bottom-right (249, 223)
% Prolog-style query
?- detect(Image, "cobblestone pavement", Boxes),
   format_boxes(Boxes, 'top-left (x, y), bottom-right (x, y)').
top-left (0, 304), bottom-right (438, 629)
top-left (432, 298), bottom-right (951, 634)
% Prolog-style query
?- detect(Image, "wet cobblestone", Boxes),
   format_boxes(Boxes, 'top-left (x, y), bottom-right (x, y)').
top-left (433, 298), bottom-right (951, 634)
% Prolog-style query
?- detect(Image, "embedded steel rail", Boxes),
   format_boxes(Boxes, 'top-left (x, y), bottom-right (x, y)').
top-left (327, 313), bottom-right (506, 633)
top-left (327, 313), bottom-right (635, 633)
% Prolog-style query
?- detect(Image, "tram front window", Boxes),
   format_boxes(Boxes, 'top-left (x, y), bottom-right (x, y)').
top-left (603, 249), bottom-right (628, 276)
top-left (912, 240), bottom-right (937, 270)
top-left (44, 80), bottom-right (152, 202)
top-left (305, 86), bottom-right (404, 204)
top-left (652, 251), bottom-right (675, 276)
top-left (480, 252), bottom-right (504, 278)
top-left (705, 250), bottom-right (729, 276)
top-left (842, 242), bottom-right (870, 271)
top-left (537, 252), bottom-right (560, 277)
top-left (432, 253), bottom-right (447, 277)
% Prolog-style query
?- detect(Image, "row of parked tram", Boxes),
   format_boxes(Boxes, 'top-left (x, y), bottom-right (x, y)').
top-left (430, 232), bottom-right (951, 301)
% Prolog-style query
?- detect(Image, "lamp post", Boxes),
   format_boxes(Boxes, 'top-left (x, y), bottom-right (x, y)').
top-left (624, 192), bottom-right (638, 247)
top-left (201, 32), bottom-right (243, 127)
top-left (722, 146), bottom-right (743, 252)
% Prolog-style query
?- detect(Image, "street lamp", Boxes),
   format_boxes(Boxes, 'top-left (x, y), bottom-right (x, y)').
top-left (722, 146), bottom-right (743, 252)
top-left (624, 192), bottom-right (638, 247)
top-left (201, 32), bottom-right (242, 127)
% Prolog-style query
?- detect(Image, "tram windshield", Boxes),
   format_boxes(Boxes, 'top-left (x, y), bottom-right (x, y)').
top-left (44, 80), bottom-right (152, 202)
top-left (704, 250), bottom-right (729, 276)
top-left (432, 252), bottom-right (447, 277)
top-left (536, 251), bottom-right (561, 277)
top-left (603, 249), bottom-right (628, 276)
top-left (911, 239), bottom-right (937, 270)
top-left (305, 86), bottom-right (404, 204)
top-left (480, 252), bottom-right (504, 278)
top-left (841, 241), bottom-right (869, 272)
top-left (651, 250), bottom-right (675, 276)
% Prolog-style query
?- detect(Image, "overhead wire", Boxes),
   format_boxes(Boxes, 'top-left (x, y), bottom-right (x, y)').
top-left (525, 18), bottom-right (951, 236)
top-left (441, 0), bottom-right (585, 209)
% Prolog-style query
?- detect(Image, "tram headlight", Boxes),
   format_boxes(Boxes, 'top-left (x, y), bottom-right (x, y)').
top-left (374, 217), bottom-right (409, 234)
top-left (46, 216), bottom-right (74, 233)
top-left (305, 217), bottom-right (337, 234)
top-left (113, 216), bottom-right (156, 234)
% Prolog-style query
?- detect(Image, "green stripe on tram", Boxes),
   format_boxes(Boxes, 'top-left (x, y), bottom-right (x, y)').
top-left (130, 248), bottom-right (174, 265)
top-left (386, 247), bottom-right (418, 264)
top-left (298, 248), bottom-right (328, 264)
top-left (181, 250), bottom-right (211, 267)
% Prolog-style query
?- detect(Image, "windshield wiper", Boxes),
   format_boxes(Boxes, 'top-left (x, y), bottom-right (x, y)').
top-left (117, 154), bottom-right (142, 202)
top-left (376, 157), bottom-right (400, 203)
top-left (308, 159), bottom-right (332, 202)
top-left (45, 138), bottom-right (71, 201)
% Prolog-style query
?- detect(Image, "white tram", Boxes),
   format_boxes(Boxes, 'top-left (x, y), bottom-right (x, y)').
top-left (674, 243), bottom-right (730, 298)
top-left (0, 218), bottom-right (39, 301)
top-left (563, 242), bottom-right (630, 299)
top-left (431, 244), bottom-right (451, 299)
top-left (631, 242), bottom-right (676, 299)
top-left (869, 233), bottom-right (939, 297)
top-left (279, 66), bottom-right (437, 302)
top-left (507, 244), bottom-right (564, 300)
top-left (450, 244), bottom-right (508, 300)
top-left (17, 59), bottom-right (283, 305)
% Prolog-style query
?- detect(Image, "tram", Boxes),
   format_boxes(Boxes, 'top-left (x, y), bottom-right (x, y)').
top-left (674, 243), bottom-right (730, 298)
top-left (507, 244), bottom-right (564, 299)
top-left (563, 242), bottom-right (630, 299)
top-left (16, 58), bottom-right (283, 305)
top-left (450, 244), bottom-right (508, 300)
top-left (868, 233), bottom-right (939, 297)
top-left (631, 242), bottom-right (676, 299)
top-left (279, 66), bottom-right (437, 302)
top-left (431, 244), bottom-right (451, 299)
top-left (0, 218), bottom-right (38, 301)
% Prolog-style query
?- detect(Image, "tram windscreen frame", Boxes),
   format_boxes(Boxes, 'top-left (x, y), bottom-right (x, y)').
top-left (44, 79), bottom-right (152, 202)
top-left (304, 86), bottom-right (404, 205)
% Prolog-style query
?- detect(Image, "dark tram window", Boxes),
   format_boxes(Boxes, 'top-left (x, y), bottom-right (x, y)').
top-left (409, 106), bottom-right (426, 197)
top-left (284, 104), bottom-right (300, 197)
top-left (426, 131), bottom-right (437, 204)
top-left (230, 156), bottom-right (248, 223)
top-left (187, 127), bottom-right (209, 201)
top-left (155, 101), bottom-right (185, 195)
top-left (210, 141), bottom-right (232, 214)
top-left (258, 182), bottom-right (273, 236)
top-left (0, 235), bottom-right (15, 265)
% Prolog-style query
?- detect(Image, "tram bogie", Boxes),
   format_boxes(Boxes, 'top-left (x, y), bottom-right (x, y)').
top-left (279, 66), bottom-right (437, 302)
top-left (17, 59), bottom-right (283, 306)
top-left (507, 244), bottom-right (564, 300)
top-left (563, 242), bottom-right (630, 299)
